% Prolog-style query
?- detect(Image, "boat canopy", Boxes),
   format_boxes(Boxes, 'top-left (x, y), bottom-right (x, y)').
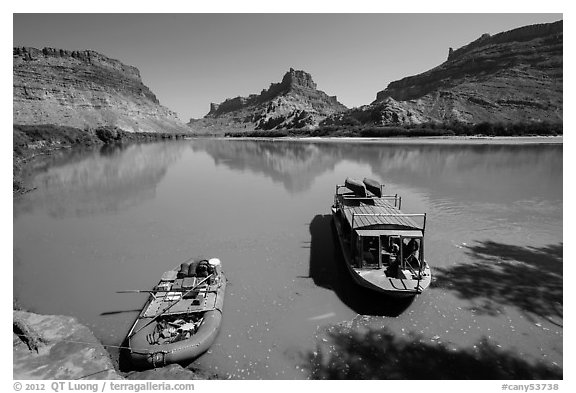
top-left (356, 229), bottom-right (424, 237)
top-left (342, 201), bottom-right (423, 230)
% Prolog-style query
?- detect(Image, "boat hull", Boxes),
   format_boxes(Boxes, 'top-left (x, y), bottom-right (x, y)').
top-left (127, 270), bottom-right (226, 369)
top-left (331, 208), bottom-right (431, 297)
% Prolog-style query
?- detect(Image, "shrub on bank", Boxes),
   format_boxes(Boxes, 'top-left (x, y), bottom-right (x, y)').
top-left (225, 130), bottom-right (289, 138)
top-left (13, 124), bottom-right (101, 156)
top-left (311, 120), bottom-right (562, 138)
top-left (13, 124), bottom-right (190, 160)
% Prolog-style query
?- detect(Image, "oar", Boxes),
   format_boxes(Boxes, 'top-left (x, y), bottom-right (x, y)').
top-left (128, 274), bottom-right (213, 339)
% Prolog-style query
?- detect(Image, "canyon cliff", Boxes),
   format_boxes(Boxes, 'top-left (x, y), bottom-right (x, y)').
top-left (13, 47), bottom-right (189, 133)
top-left (324, 20), bottom-right (562, 127)
top-left (188, 68), bottom-right (347, 133)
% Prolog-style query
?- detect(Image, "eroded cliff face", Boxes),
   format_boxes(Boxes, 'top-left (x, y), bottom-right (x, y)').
top-left (188, 68), bottom-right (347, 133)
top-left (325, 20), bottom-right (562, 127)
top-left (13, 47), bottom-right (189, 133)
top-left (374, 21), bottom-right (563, 124)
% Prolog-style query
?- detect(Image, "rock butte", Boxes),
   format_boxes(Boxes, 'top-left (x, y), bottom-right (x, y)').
top-left (188, 68), bottom-right (348, 132)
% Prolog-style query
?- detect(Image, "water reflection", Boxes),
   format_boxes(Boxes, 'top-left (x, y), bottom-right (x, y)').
top-left (191, 140), bottom-right (339, 193)
top-left (192, 140), bottom-right (562, 205)
top-left (15, 142), bottom-right (187, 218)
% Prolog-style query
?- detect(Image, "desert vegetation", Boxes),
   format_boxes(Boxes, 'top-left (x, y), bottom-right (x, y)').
top-left (225, 121), bottom-right (562, 138)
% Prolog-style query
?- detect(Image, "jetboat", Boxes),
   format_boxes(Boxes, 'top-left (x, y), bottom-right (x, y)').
top-left (331, 178), bottom-right (431, 297)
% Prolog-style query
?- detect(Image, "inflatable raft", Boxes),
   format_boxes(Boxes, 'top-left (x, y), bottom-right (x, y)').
top-left (126, 258), bottom-right (226, 368)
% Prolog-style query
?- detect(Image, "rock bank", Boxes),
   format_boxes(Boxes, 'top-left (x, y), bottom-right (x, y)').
top-left (13, 310), bottom-right (215, 380)
top-left (13, 310), bottom-right (122, 380)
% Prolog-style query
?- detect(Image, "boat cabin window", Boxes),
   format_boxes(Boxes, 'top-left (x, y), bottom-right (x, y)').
top-left (380, 235), bottom-right (401, 266)
top-left (359, 236), bottom-right (380, 268)
top-left (402, 237), bottom-right (423, 270)
top-left (355, 233), bottom-right (424, 270)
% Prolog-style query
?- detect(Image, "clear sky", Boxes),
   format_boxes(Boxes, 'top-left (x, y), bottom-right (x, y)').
top-left (13, 13), bottom-right (562, 122)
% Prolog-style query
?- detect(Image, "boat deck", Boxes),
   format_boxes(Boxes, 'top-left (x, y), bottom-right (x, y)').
top-left (355, 265), bottom-right (431, 294)
top-left (143, 291), bottom-right (217, 317)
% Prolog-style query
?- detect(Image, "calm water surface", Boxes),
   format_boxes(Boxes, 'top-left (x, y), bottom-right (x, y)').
top-left (13, 138), bottom-right (563, 379)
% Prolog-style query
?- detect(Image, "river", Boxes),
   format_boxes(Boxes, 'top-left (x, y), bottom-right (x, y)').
top-left (13, 138), bottom-right (563, 379)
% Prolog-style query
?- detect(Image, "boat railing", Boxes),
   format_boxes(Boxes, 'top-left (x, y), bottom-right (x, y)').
top-left (351, 212), bottom-right (427, 233)
top-left (342, 194), bottom-right (402, 209)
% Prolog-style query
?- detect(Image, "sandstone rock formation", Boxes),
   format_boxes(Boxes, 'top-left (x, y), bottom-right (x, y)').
top-left (325, 20), bottom-right (562, 127)
top-left (188, 68), bottom-right (347, 133)
top-left (13, 310), bottom-right (122, 379)
top-left (13, 310), bottom-right (214, 379)
top-left (13, 47), bottom-right (189, 133)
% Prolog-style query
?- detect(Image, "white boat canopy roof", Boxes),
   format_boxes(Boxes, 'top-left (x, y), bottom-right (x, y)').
top-left (356, 229), bottom-right (424, 237)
